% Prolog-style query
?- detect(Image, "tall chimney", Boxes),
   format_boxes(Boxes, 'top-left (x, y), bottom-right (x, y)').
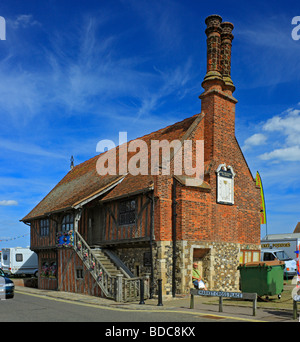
top-left (202, 15), bottom-right (235, 93)
top-left (203, 15), bottom-right (223, 84)
top-left (221, 22), bottom-right (235, 92)
top-left (199, 15), bottom-right (238, 164)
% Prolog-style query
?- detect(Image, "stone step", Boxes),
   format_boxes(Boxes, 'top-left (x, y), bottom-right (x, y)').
top-left (91, 249), bottom-right (120, 275)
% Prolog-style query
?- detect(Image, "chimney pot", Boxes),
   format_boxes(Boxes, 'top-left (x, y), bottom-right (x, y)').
top-left (221, 21), bottom-right (235, 92)
top-left (203, 15), bottom-right (223, 84)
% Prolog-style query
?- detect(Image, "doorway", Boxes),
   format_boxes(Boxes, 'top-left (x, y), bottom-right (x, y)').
top-left (193, 248), bottom-right (211, 287)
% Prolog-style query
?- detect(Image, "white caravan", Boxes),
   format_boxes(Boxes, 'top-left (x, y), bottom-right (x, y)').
top-left (1, 247), bottom-right (38, 277)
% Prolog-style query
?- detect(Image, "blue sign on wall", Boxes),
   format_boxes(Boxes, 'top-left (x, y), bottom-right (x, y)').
top-left (56, 230), bottom-right (74, 248)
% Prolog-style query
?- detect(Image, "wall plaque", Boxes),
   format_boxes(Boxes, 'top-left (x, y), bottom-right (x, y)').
top-left (216, 164), bottom-right (235, 205)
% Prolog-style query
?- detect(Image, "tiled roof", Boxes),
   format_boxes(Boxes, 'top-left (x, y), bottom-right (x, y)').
top-left (22, 113), bottom-right (203, 221)
top-left (294, 222), bottom-right (300, 234)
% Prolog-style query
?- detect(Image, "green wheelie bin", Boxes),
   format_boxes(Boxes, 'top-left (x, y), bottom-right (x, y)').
top-left (238, 260), bottom-right (285, 299)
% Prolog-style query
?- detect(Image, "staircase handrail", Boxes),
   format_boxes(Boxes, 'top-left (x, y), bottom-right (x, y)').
top-left (74, 230), bottom-right (116, 299)
top-left (103, 249), bottom-right (134, 278)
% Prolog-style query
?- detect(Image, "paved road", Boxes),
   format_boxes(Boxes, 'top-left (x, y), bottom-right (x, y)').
top-left (0, 290), bottom-right (243, 323)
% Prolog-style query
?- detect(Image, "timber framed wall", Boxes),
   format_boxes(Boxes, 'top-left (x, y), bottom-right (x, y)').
top-left (57, 248), bottom-right (102, 297)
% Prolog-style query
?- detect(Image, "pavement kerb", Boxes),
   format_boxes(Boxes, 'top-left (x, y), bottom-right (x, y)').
top-left (14, 286), bottom-right (297, 322)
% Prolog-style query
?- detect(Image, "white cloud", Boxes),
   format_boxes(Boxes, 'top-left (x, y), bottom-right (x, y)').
top-left (243, 133), bottom-right (267, 150)
top-left (1, 12), bottom-right (196, 130)
top-left (260, 145), bottom-right (300, 162)
top-left (237, 14), bottom-right (300, 88)
top-left (0, 138), bottom-right (65, 159)
top-left (263, 108), bottom-right (300, 146)
top-left (0, 200), bottom-right (18, 206)
top-left (135, 59), bottom-right (193, 120)
top-left (247, 106), bottom-right (300, 162)
top-left (9, 14), bottom-right (41, 29)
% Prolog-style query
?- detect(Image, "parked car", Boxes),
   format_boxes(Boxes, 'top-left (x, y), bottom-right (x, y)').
top-left (0, 268), bottom-right (14, 299)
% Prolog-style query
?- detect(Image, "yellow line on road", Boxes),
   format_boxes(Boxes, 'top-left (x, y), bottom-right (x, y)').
top-left (15, 290), bottom-right (266, 322)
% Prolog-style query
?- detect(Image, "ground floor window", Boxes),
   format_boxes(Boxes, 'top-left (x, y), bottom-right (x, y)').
top-left (76, 268), bottom-right (84, 279)
top-left (239, 250), bottom-right (260, 264)
top-left (41, 260), bottom-right (57, 278)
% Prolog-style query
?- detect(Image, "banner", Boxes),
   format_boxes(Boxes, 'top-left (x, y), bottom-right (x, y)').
top-left (296, 245), bottom-right (300, 285)
top-left (0, 233), bottom-right (29, 242)
top-left (256, 171), bottom-right (267, 225)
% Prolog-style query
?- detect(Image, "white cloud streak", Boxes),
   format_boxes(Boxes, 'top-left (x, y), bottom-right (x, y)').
top-left (243, 133), bottom-right (267, 150)
top-left (258, 106), bottom-right (300, 161)
top-left (0, 138), bottom-right (65, 159)
top-left (244, 104), bottom-right (300, 162)
top-left (260, 145), bottom-right (300, 162)
top-left (8, 14), bottom-right (41, 29)
top-left (0, 200), bottom-right (18, 206)
top-left (0, 13), bottom-right (196, 130)
top-left (263, 108), bottom-right (300, 146)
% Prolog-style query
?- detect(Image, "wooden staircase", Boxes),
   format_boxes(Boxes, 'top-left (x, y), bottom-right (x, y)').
top-left (73, 230), bottom-right (149, 302)
top-left (91, 249), bottom-right (128, 278)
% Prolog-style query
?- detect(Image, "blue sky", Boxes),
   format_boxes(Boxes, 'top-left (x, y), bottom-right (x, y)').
top-left (0, 0), bottom-right (299, 249)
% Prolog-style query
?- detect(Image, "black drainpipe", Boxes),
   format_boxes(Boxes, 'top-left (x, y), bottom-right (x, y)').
top-left (172, 178), bottom-right (177, 298)
top-left (147, 191), bottom-right (155, 299)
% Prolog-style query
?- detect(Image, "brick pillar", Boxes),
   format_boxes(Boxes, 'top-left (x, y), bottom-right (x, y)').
top-left (203, 15), bottom-right (223, 84)
top-left (221, 22), bottom-right (235, 93)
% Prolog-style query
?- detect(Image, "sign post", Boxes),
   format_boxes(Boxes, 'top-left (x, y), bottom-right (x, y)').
top-left (190, 289), bottom-right (257, 316)
top-left (293, 298), bottom-right (298, 320)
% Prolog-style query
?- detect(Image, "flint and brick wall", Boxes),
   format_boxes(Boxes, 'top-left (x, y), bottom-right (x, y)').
top-left (153, 240), bottom-right (260, 295)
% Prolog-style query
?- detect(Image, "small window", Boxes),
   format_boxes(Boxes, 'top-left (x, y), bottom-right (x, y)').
top-left (253, 252), bottom-right (260, 262)
top-left (16, 254), bottom-right (23, 262)
top-left (76, 269), bottom-right (84, 279)
top-left (62, 214), bottom-right (74, 231)
top-left (40, 219), bottom-right (50, 237)
top-left (119, 199), bottom-right (136, 226)
top-left (239, 250), bottom-right (261, 264)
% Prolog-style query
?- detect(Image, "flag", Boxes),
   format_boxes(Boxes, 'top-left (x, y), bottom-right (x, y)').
top-left (296, 245), bottom-right (300, 278)
top-left (256, 171), bottom-right (266, 225)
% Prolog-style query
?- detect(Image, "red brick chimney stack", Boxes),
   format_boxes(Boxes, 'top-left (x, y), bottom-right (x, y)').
top-left (200, 15), bottom-right (238, 163)
top-left (202, 15), bottom-right (235, 94)
top-left (203, 14), bottom-right (223, 84)
top-left (221, 21), bottom-right (235, 93)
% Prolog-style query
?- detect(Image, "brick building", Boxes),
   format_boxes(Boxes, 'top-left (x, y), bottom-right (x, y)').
top-left (21, 15), bottom-right (261, 299)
